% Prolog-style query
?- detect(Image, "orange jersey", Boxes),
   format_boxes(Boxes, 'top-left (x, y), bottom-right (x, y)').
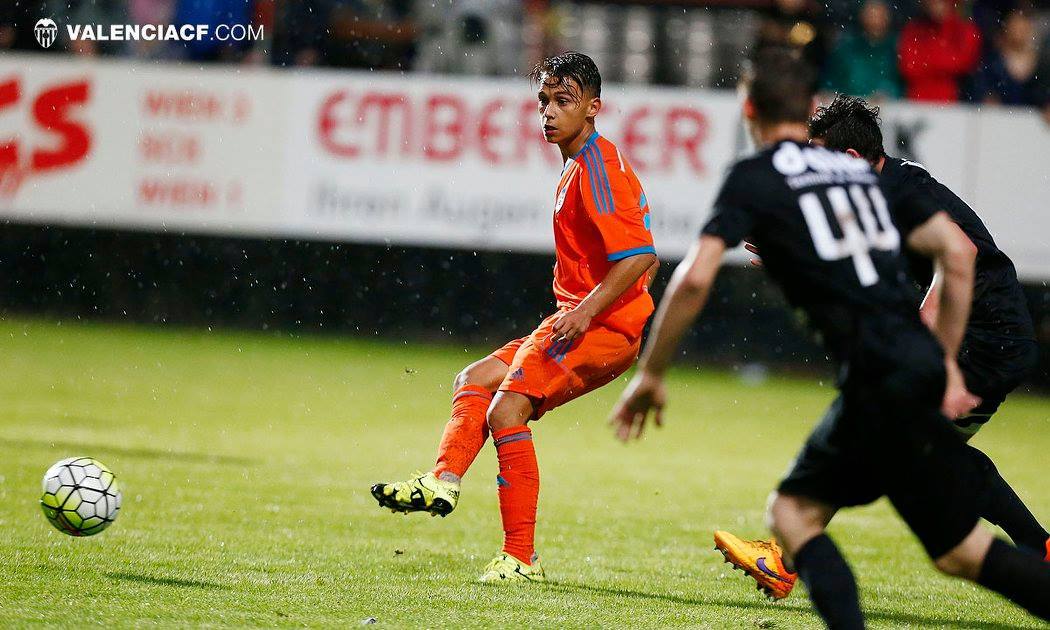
top-left (552, 132), bottom-right (656, 338)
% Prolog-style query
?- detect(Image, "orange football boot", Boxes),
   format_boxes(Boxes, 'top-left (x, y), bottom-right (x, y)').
top-left (714, 530), bottom-right (797, 600)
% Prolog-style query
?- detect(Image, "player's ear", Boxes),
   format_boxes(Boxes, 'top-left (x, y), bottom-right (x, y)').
top-left (743, 97), bottom-right (756, 121)
top-left (588, 96), bottom-right (602, 119)
top-left (845, 148), bottom-right (862, 159)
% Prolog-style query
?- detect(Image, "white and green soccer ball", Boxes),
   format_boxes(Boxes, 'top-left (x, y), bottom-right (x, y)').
top-left (40, 457), bottom-right (122, 536)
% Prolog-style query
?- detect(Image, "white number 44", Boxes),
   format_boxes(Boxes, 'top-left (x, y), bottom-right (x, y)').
top-left (799, 185), bottom-right (899, 287)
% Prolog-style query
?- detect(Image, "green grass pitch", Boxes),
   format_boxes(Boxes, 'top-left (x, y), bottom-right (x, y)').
top-left (0, 317), bottom-right (1046, 628)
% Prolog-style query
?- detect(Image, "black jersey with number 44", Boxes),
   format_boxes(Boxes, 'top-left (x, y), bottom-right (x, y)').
top-left (703, 141), bottom-right (932, 360)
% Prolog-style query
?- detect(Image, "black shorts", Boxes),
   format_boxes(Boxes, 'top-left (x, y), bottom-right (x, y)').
top-left (954, 332), bottom-right (1039, 437)
top-left (778, 319), bottom-right (984, 559)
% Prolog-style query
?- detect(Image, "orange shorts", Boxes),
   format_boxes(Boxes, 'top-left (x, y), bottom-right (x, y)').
top-left (490, 309), bottom-right (642, 419)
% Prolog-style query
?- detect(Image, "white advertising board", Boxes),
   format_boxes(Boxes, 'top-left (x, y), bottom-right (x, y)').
top-left (1, 55), bottom-right (1047, 278)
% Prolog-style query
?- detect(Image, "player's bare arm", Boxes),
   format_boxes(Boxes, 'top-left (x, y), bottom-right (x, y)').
top-left (611, 235), bottom-right (726, 441)
top-left (918, 266), bottom-right (943, 329)
top-left (906, 212), bottom-right (980, 417)
top-left (645, 258), bottom-right (661, 290)
top-left (910, 218), bottom-right (976, 353)
top-left (553, 252), bottom-right (657, 342)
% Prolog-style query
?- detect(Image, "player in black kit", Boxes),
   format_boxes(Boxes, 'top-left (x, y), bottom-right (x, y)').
top-left (810, 95), bottom-right (1048, 554)
top-left (611, 53), bottom-right (1050, 628)
top-left (716, 94), bottom-right (1049, 605)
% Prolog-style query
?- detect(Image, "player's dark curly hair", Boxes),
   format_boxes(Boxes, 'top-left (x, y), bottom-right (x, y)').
top-left (528, 51), bottom-right (601, 99)
top-left (745, 48), bottom-right (818, 124)
top-left (809, 94), bottom-right (886, 163)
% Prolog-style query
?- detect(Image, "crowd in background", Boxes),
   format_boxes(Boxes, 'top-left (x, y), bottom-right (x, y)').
top-left (2, 0), bottom-right (1049, 116)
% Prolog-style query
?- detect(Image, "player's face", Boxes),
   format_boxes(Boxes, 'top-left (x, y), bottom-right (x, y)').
top-left (537, 76), bottom-right (598, 144)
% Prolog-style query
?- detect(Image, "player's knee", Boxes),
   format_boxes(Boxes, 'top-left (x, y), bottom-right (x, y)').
top-left (452, 368), bottom-right (473, 391)
top-left (486, 408), bottom-right (524, 433)
top-left (453, 360), bottom-right (503, 392)
top-left (486, 393), bottom-right (532, 433)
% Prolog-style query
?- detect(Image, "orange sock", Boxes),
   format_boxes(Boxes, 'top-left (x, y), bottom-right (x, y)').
top-left (493, 425), bottom-right (539, 565)
top-left (432, 384), bottom-right (493, 482)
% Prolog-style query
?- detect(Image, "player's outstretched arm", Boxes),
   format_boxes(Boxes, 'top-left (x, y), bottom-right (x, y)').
top-left (611, 235), bottom-right (726, 441)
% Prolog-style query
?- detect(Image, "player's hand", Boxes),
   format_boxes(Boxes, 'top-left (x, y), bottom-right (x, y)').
top-left (610, 371), bottom-right (666, 442)
top-left (551, 307), bottom-right (592, 343)
top-left (744, 241), bottom-right (763, 268)
top-left (942, 358), bottom-right (981, 419)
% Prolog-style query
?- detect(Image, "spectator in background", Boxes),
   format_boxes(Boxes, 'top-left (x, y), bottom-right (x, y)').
top-left (1035, 33), bottom-right (1050, 123)
top-left (326, 0), bottom-right (417, 71)
top-left (899, 0), bottom-right (982, 101)
top-left (68, 0), bottom-right (129, 57)
top-left (974, 10), bottom-right (1041, 105)
top-left (414, 0), bottom-right (522, 77)
top-left (129, 0), bottom-right (176, 59)
top-left (972, 0), bottom-right (1024, 46)
top-left (754, 0), bottom-right (829, 74)
top-left (829, 0), bottom-right (922, 31)
top-left (0, 1), bottom-right (69, 52)
top-left (271, 0), bottom-right (330, 68)
top-left (172, 0), bottom-right (255, 62)
top-left (823, 0), bottom-right (902, 99)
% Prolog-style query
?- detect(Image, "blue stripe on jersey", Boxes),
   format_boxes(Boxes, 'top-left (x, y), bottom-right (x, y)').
top-left (546, 338), bottom-right (565, 361)
top-left (639, 191), bottom-right (648, 209)
top-left (607, 245), bottom-right (656, 261)
top-left (581, 147), bottom-right (609, 215)
top-left (590, 144), bottom-right (615, 215)
top-left (559, 338), bottom-right (572, 361)
top-left (570, 131), bottom-right (599, 160)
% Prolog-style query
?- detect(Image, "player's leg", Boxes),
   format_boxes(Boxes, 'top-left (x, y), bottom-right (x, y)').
top-left (964, 439), bottom-right (1050, 558)
top-left (955, 339), bottom-right (1049, 557)
top-left (479, 391), bottom-right (545, 582)
top-left (371, 346), bottom-right (518, 516)
top-left (755, 393), bottom-right (884, 626)
top-left (766, 493), bottom-right (863, 629)
top-left (886, 406), bottom-right (1050, 621)
top-left (433, 354), bottom-right (514, 483)
top-left (930, 524), bottom-right (1050, 619)
top-left (478, 315), bottom-right (639, 582)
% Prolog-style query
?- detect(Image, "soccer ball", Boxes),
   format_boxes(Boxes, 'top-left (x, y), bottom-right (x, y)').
top-left (40, 457), bottom-right (122, 536)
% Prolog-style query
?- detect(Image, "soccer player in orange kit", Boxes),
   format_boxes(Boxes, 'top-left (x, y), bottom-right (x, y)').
top-left (371, 51), bottom-right (658, 582)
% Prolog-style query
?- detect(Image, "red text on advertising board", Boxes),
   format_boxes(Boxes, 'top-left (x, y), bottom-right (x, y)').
top-left (316, 89), bottom-right (708, 175)
top-left (0, 77), bottom-right (92, 196)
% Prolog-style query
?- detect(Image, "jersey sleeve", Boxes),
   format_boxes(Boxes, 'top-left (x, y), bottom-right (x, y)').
top-left (891, 165), bottom-right (942, 237)
top-left (701, 163), bottom-right (755, 248)
top-left (579, 150), bottom-right (656, 262)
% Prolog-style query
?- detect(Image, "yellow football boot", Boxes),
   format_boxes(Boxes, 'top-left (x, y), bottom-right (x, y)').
top-left (370, 471), bottom-right (459, 517)
top-left (714, 530), bottom-right (797, 600)
top-left (478, 553), bottom-right (546, 583)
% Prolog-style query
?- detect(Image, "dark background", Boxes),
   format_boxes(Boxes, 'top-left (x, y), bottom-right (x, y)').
top-left (2, 222), bottom-right (1047, 391)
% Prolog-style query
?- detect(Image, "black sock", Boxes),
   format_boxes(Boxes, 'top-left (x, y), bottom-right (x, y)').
top-left (977, 539), bottom-right (1050, 620)
top-left (794, 534), bottom-right (865, 630)
top-left (969, 445), bottom-right (1049, 554)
